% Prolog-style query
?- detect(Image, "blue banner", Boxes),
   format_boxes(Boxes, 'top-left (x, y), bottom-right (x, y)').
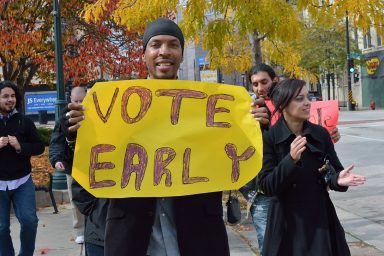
top-left (25, 92), bottom-right (57, 113)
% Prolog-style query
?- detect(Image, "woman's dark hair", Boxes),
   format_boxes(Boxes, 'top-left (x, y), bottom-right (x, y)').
top-left (248, 63), bottom-right (277, 83)
top-left (269, 79), bottom-right (306, 117)
top-left (0, 80), bottom-right (21, 111)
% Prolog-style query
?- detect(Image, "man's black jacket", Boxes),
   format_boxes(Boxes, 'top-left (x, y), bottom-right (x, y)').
top-left (0, 112), bottom-right (44, 180)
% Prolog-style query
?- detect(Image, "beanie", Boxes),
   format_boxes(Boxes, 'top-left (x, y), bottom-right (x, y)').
top-left (143, 18), bottom-right (184, 54)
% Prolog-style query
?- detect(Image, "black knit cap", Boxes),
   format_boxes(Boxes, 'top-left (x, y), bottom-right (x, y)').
top-left (143, 18), bottom-right (184, 53)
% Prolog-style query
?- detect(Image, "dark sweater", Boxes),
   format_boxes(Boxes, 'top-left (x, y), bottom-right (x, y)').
top-left (0, 113), bottom-right (45, 180)
top-left (48, 120), bottom-right (74, 175)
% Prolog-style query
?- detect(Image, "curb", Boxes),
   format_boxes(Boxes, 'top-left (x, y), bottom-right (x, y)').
top-left (35, 189), bottom-right (70, 208)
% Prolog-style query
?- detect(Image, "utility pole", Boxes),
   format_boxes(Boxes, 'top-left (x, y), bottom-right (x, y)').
top-left (331, 73), bottom-right (335, 100)
top-left (327, 73), bottom-right (331, 100)
top-left (53, 0), bottom-right (66, 120)
top-left (346, 13), bottom-right (354, 111)
top-left (52, 0), bottom-right (68, 191)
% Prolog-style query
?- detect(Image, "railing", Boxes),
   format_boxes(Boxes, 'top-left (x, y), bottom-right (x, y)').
top-left (33, 170), bottom-right (59, 214)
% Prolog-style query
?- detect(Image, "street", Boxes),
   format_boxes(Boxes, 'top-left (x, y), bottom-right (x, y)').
top-left (331, 109), bottom-right (384, 253)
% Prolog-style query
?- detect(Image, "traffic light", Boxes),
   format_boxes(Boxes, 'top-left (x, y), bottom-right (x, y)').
top-left (354, 72), bottom-right (359, 83)
top-left (348, 58), bottom-right (355, 73)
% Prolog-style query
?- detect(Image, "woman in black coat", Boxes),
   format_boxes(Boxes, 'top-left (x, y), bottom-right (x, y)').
top-left (258, 79), bottom-right (365, 256)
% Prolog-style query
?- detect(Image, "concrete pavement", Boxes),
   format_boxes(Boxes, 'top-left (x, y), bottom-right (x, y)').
top-left (9, 202), bottom-right (384, 256)
top-left (228, 209), bottom-right (384, 256)
top-left (10, 203), bottom-right (257, 256)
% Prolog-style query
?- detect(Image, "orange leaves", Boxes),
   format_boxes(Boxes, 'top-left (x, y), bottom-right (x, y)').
top-left (0, 0), bottom-right (146, 92)
top-left (0, 18), bottom-right (42, 61)
top-left (31, 147), bottom-right (54, 187)
top-left (58, 21), bottom-right (146, 84)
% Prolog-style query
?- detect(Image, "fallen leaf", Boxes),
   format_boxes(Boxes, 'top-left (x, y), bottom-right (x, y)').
top-left (39, 248), bottom-right (50, 254)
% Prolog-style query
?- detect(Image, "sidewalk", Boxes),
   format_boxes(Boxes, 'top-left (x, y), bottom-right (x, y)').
top-left (227, 209), bottom-right (384, 256)
top-left (10, 203), bottom-right (384, 256)
top-left (10, 203), bottom-right (255, 256)
top-left (11, 204), bottom-right (83, 256)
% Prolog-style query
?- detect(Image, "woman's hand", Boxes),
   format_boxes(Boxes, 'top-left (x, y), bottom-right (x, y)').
top-left (337, 165), bottom-right (366, 187)
top-left (290, 135), bottom-right (306, 163)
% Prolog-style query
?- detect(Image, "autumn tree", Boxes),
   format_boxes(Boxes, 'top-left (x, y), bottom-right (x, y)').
top-left (295, 22), bottom-right (361, 78)
top-left (0, 0), bottom-right (146, 113)
top-left (261, 20), bottom-right (362, 83)
top-left (82, 0), bottom-right (384, 81)
top-left (0, 0), bottom-right (51, 110)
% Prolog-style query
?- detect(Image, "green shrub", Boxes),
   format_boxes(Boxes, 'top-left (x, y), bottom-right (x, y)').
top-left (37, 127), bottom-right (53, 146)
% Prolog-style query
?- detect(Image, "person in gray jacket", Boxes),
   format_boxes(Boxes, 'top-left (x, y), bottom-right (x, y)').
top-left (49, 86), bottom-right (86, 244)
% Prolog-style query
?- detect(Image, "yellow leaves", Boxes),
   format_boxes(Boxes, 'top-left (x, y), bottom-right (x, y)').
top-left (302, 0), bottom-right (384, 37)
top-left (80, 0), bottom-right (384, 80)
top-left (115, 0), bottom-right (178, 31)
top-left (232, 0), bottom-right (302, 42)
top-left (180, 0), bottom-right (303, 75)
top-left (208, 34), bottom-right (252, 74)
top-left (264, 1), bottom-right (302, 42)
top-left (262, 40), bottom-right (317, 84)
top-left (82, 0), bottom-right (112, 23)
top-left (83, 0), bottom-right (178, 31)
top-left (179, 0), bottom-right (207, 43)
top-left (202, 19), bottom-right (232, 54)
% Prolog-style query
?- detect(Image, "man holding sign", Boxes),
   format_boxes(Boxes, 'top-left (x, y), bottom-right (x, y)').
top-left (63, 18), bottom-right (268, 256)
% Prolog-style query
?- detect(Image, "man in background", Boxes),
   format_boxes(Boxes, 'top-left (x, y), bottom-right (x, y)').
top-left (49, 86), bottom-right (86, 244)
top-left (0, 81), bottom-right (45, 256)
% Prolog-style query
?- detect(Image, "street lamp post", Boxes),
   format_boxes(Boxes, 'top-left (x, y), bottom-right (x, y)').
top-left (52, 0), bottom-right (68, 190)
top-left (345, 13), bottom-right (354, 111)
top-left (53, 0), bottom-right (66, 119)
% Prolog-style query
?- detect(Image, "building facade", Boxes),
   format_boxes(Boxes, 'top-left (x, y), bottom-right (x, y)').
top-left (360, 27), bottom-right (384, 109)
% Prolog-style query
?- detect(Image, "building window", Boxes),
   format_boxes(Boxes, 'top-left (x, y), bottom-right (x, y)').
top-left (378, 36), bottom-right (382, 46)
top-left (363, 29), bottom-right (372, 49)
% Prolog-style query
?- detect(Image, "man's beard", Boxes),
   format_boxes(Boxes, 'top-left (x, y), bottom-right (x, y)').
top-left (0, 106), bottom-right (14, 114)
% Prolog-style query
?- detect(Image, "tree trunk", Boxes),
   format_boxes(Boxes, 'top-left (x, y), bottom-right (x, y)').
top-left (251, 30), bottom-right (263, 65)
top-left (2, 59), bottom-right (39, 114)
top-left (17, 63), bottom-right (39, 114)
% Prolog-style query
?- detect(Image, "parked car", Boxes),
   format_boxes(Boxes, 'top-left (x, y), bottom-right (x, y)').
top-left (309, 91), bottom-right (322, 101)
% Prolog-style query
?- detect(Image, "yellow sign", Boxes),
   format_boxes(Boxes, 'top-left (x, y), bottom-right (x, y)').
top-left (72, 80), bottom-right (263, 198)
top-left (200, 70), bottom-right (218, 83)
top-left (366, 57), bottom-right (381, 75)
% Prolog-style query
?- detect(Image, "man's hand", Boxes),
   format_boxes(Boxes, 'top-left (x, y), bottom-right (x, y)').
top-left (0, 136), bottom-right (9, 148)
top-left (250, 98), bottom-right (270, 126)
top-left (290, 135), bottom-right (306, 163)
top-left (337, 165), bottom-right (366, 187)
top-left (7, 135), bottom-right (21, 151)
top-left (66, 103), bottom-right (85, 133)
top-left (55, 161), bottom-right (65, 171)
top-left (330, 127), bottom-right (341, 143)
